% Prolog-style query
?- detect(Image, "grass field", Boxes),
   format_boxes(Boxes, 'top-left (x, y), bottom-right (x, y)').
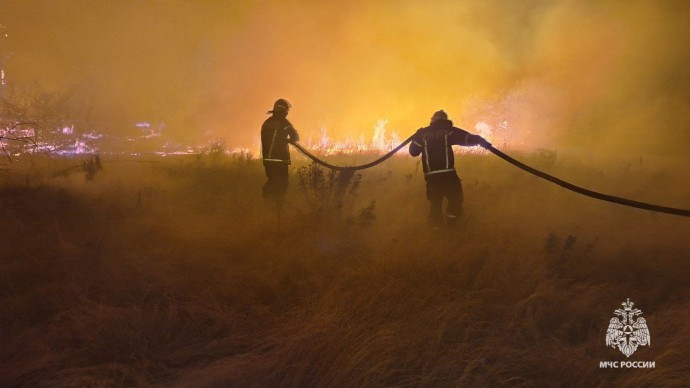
top-left (1, 150), bottom-right (689, 387)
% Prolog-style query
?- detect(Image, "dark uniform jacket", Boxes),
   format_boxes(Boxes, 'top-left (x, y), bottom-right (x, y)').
top-left (261, 114), bottom-right (300, 165)
top-left (409, 119), bottom-right (483, 175)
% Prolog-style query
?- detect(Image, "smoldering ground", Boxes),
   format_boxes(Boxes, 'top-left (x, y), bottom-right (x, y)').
top-left (0, 151), bottom-right (688, 386)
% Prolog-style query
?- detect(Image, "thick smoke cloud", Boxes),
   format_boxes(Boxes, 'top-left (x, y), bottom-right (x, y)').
top-left (2, 0), bottom-right (689, 157)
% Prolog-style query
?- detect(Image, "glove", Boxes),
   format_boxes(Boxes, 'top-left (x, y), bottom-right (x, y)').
top-left (471, 134), bottom-right (491, 148)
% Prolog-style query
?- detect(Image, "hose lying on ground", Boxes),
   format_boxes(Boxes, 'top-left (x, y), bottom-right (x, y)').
top-left (290, 139), bottom-right (690, 218)
top-left (484, 145), bottom-right (690, 218)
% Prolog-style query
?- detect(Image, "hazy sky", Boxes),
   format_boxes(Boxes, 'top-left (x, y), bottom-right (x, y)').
top-left (1, 0), bottom-right (689, 156)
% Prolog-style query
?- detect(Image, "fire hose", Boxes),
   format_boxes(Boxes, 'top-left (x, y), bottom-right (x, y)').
top-left (290, 139), bottom-right (690, 218)
top-left (290, 135), bottom-right (414, 171)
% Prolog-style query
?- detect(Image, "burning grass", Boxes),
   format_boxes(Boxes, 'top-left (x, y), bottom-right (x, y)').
top-left (0, 151), bottom-right (689, 386)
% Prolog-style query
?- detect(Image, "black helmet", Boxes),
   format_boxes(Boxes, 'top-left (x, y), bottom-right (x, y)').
top-left (430, 110), bottom-right (448, 124)
top-left (268, 98), bottom-right (292, 114)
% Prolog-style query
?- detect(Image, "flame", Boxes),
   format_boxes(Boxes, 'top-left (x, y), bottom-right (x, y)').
top-left (299, 118), bottom-right (501, 157)
top-left (2, 117), bottom-right (505, 159)
top-left (303, 119), bottom-right (407, 156)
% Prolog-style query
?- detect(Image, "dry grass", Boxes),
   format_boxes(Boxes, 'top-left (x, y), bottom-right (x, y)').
top-left (0, 151), bottom-right (689, 387)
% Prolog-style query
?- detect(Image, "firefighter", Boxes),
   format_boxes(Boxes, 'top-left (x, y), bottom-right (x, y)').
top-left (409, 110), bottom-right (490, 228)
top-left (261, 98), bottom-right (300, 209)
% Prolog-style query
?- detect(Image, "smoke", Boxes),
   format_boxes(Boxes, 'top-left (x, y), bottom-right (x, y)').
top-left (2, 0), bottom-right (689, 157)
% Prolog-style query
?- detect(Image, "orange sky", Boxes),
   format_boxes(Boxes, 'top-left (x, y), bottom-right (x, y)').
top-left (2, 0), bottom-right (689, 157)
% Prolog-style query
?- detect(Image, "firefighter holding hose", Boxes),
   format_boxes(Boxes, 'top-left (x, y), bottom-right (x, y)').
top-left (409, 110), bottom-right (490, 228)
top-left (261, 98), bottom-right (300, 211)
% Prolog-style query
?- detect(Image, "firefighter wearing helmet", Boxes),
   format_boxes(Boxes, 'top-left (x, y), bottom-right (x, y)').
top-left (409, 110), bottom-right (490, 228)
top-left (261, 98), bottom-right (300, 210)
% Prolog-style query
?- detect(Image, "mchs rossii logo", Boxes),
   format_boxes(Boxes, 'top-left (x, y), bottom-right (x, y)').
top-left (599, 298), bottom-right (655, 369)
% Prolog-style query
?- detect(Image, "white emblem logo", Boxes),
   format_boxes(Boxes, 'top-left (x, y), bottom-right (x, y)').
top-left (606, 298), bottom-right (650, 357)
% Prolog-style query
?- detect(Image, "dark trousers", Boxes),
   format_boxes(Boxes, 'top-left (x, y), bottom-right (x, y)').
top-left (425, 171), bottom-right (464, 227)
top-left (262, 163), bottom-right (289, 204)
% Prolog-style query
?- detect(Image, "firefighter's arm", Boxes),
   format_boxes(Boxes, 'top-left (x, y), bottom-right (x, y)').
top-left (409, 129), bottom-right (423, 156)
top-left (286, 124), bottom-right (300, 143)
top-left (467, 133), bottom-right (491, 148)
top-left (451, 128), bottom-right (491, 148)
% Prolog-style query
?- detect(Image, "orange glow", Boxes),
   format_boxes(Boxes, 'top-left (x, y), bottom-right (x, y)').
top-left (2, 1), bottom-right (690, 158)
top-left (200, 1), bottom-right (649, 154)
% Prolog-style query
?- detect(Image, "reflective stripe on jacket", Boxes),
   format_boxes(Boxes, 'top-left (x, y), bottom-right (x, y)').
top-left (409, 119), bottom-right (482, 175)
top-left (261, 114), bottom-right (300, 164)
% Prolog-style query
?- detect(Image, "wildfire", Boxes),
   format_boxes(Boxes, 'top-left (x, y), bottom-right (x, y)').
top-left (302, 119), bottom-right (406, 156)
top-left (1, 117), bottom-right (506, 160)
top-left (297, 118), bottom-right (502, 157)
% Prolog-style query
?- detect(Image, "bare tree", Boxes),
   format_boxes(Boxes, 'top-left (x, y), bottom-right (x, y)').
top-left (1, 84), bottom-right (94, 161)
